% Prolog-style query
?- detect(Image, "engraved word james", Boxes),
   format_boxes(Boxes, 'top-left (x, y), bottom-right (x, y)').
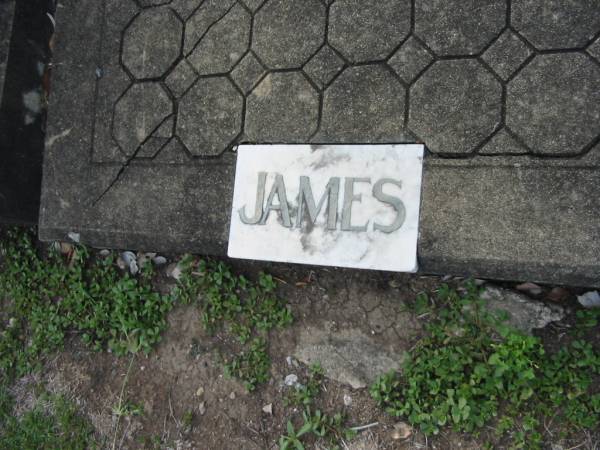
top-left (239, 172), bottom-right (406, 233)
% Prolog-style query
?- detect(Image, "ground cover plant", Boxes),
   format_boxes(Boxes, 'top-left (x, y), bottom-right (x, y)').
top-left (0, 227), bottom-right (296, 445)
top-left (371, 283), bottom-right (600, 448)
top-left (280, 363), bottom-right (357, 450)
top-left (1, 227), bottom-right (599, 448)
top-left (0, 228), bottom-right (174, 383)
top-left (172, 255), bottom-right (293, 390)
top-left (0, 228), bottom-right (293, 388)
top-left (0, 386), bottom-right (97, 449)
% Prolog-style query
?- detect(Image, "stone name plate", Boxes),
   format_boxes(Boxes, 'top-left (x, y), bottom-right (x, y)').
top-left (228, 144), bottom-right (424, 272)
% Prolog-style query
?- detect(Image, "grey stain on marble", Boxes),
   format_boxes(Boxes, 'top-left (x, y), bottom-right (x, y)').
top-left (310, 153), bottom-right (351, 171)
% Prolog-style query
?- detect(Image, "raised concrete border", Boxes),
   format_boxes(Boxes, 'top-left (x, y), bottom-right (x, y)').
top-left (40, 0), bottom-right (600, 287)
top-left (420, 153), bottom-right (600, 287)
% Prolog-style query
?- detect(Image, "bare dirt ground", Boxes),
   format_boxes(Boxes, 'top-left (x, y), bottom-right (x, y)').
top-left (6, 259), bottom-right (599, 450)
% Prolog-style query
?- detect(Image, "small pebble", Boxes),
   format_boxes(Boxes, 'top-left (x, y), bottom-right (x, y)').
top-left (578, 291), bottom-right (600, 309)
top-left (199, 402), bottom-right (206, 415)
top-left (67, 231), bottom-right (80, 243)
top-left (167, 263), bottom-right (183, 280)
top-left (546, 287), bottom-right (570, 303)
top-left (196, 387), bottom-right (204, 397)
top-left (284, 374), bottom-right (298, 387)
top-left (516, 282), bottom-right (543, 296)
top-left (343, 394), bottom-right (352, 406)
top-left (153, 256), bottom-right (167, 266)
top-left (262, 403), bottom-right (273, 415)
top-left (229, 392), bottom-right (236, 400)
top-left (391, 422), bottom-right (412, 440)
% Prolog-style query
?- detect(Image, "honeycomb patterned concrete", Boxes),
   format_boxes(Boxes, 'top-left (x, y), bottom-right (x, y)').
top-left (80, 0), bottom-right (600, 163)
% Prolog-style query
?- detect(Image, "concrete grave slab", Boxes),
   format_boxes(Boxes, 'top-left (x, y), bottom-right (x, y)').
top-left (40, 0), bottom-right (600, 286)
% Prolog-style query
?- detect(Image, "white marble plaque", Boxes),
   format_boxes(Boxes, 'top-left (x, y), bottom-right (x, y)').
top-left (228, 144), bottom-right (424, 272)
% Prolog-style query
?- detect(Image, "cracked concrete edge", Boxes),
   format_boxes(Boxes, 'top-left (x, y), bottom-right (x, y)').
top-left (92, 114), bottom-right (176, 206)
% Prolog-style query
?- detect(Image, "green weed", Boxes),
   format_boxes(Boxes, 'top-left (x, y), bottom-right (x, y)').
top-left (224, 337), bottom-right (270, 391)
top-left (0, 387), bottom-right (96, 449)
top-left (172, 257), bottom-right (293, 390)
top-left (0, 228), bottom-right (174, 382)
top-left (279, 362), bottom-right (356, 449)
top-left (279, 408), bottom-right (356, 450)
top-left (285, 363), bottom-right (325, 407)
top-left (370, 282), bottom-right (600, 447)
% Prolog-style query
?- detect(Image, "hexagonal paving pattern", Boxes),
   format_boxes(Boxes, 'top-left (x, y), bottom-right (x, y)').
top-left (328, 0), bottom-right (411, 62)
top-left (512, 0), bottom-right (600, 50)
top-left (304, 45), bottom-right (345, 89)
top-left (122, 7), bottom-right (182, 79)
top-left (240, 0), bottom-right (265, 11)
top-left (102, 0), bottom-right (600, 161)
top-left (184, 0), bottom-right (236, 55)
top-left (409, 60), bottom-right (502, 154)
top-left (507, 53), bottom-right (600, 155)
top-left (169, 0), bottom-right (203, 21)
top-left (112, 82), bottom-right (173, 156)
top-left (187, 3), bottom-right (250, 75)
top-left (230, 52), bottom-right (267, 94)
top-left (388, 36), bottom-right (434, 84)
top-left (319, 65), bottom-right (406, 142)
top-left (479, 128), bottom-right (528, 155)
top-left (415, 0), bottom-right (506, 55)
top-left (252, 0), bottom-right (326, 69)
top-left (481, 29), bottom-right (533, 81)
top-left (177, 77), bottom-right (244, 156)
top-left (165, 59), bottom-right (198, 98)
top-left (245, 72), bottom-right (320, 142)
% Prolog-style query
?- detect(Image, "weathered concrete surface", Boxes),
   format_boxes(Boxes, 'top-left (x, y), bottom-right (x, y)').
top-left (419, 153), bottom-right (600, 287)
top-left (40, 0), bottom-right (600, 286)
top-left (0, 0), bottom-right (15, 101)
top-left (294, 326), bottom-right (406, 390)
top-left (480, 286), bottom-right (565, 334)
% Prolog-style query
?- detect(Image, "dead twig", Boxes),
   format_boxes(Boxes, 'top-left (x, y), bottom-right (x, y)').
top-left (350, 422), bottom-right (380, 432)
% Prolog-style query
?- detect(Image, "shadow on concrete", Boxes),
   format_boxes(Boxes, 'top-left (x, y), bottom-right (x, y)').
top-left (0, 0), bottom-right (54, 224)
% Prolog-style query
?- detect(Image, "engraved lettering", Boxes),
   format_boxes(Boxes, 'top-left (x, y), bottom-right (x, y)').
top-left (372, 178), bottom-right (406, 233)
top-left (260, 174), bottom-right (292, 228)
top-left (238, 171), bottom-right (267, 225)
top-left (341, 177), bottom-right (371, 232)
top-left (296, 176), bottom-right (340, 230)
